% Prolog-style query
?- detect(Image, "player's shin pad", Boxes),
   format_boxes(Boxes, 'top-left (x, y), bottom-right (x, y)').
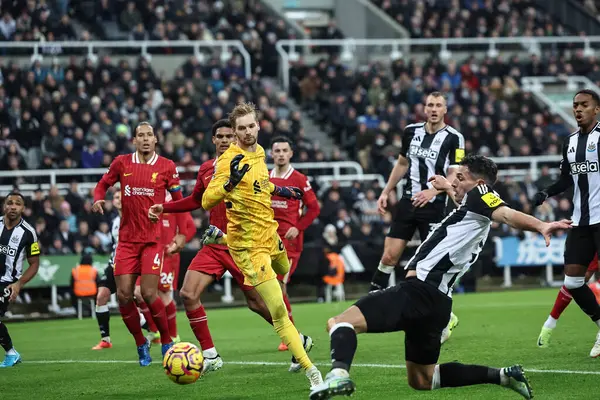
top-left (254, 279), bottom-right (313, 370)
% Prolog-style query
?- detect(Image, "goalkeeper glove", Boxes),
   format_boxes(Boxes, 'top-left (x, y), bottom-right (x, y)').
top-left (531, 191), bottom-right (548, 207)
top-left (271, 185), bottom-right (304, 200)
top-left (201, 225), bottom-right (225, 245)
top-left (224, 154), bottom-right (250, 192)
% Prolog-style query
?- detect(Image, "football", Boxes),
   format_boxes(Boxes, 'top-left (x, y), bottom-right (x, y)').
top-left (163, 342), bottom-right (204, 385)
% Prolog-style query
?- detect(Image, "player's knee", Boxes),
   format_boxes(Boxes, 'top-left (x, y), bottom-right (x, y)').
top-left (179, 287), bottom-right (196, 305)
top-left (381, 251), bottom-right (399, 266)
top-left (326, 317), bottom-right (338, 332)
top-left (564, 275), bottom-right (586, 289)
top-left (96, 288), bottom-right (111, 306)
top-left (116, 289), bottom-right (133, 305)
top-left (140, 286), bottom-right (157, 303)
top-left (407, 374), bottom-right (432, 391)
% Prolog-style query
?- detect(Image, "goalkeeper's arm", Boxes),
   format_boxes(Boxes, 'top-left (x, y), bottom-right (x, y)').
top-left (269, 182), bottom-right (304, 200)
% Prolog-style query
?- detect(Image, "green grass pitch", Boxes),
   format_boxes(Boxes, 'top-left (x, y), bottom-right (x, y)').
top-left (2, 289), bottom-right (599, 399)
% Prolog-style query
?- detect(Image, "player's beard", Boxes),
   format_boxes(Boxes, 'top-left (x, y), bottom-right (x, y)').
top-left (239, 134), bottom-right (257, 146)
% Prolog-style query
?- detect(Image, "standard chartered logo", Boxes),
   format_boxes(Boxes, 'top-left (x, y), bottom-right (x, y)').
top-left (124, 184), bottom-right (154, 197)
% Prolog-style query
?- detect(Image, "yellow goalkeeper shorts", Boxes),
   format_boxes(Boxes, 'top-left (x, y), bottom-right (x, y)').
top-left (229, 234), bottom-right (290, 287)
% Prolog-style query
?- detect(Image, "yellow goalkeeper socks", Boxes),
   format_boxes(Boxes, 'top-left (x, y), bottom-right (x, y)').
top-left (254, 279), bottom-right (313, 370)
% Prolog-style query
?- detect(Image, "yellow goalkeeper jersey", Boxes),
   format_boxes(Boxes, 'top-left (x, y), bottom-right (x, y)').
top-left (202, 143), bottom-right (279, 250)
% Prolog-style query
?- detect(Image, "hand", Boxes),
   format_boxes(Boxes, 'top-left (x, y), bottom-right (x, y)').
top-left (539, 219), bottom-right (573, 246)
top-left (412, 188), bottom-right (438, 208)
top-left (201, 225), bottom-right (225, 245)
top-left (149, 204), bottom-right (164, 222)
top-left (531, 191), bottom-right (548, 208)
top-left (428, 175), bottom-right (452, 193)
top-left (224, 154), bottom-right (251, 192)
top-left (272, 186), bottom-right (303, 200)
top-left (377, 192), bottom-right (389, 215)
top-left (92, 200), bottom-right (105, 214)
top-left (285, 227), bottom-right (300, 240)
top-left (6, 281), bottom-right (21, 302)
top-left (166, 233), bottom-right (186, 255)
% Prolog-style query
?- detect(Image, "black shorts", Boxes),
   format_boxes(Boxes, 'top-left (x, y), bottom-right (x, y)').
top-left (98, 265), bottom-right (117, 294)
top-left (0, 284), bottom-right (11, 317)
top-left (354, 278), bottom-right (452, 365)
top-left (564, 224), bottom-right (600, 267)
top-left (388, 198), bottom-right (446, 241)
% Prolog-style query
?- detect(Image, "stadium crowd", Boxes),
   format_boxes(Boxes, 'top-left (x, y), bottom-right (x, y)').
top-left (0, 0), bottom-right (580, 274)
top-left (372, 0), bottom-right (572, 38)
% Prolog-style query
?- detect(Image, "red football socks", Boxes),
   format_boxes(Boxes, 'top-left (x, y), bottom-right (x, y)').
top-left (119, 301), bottom-right (146, 347)
top-left (166, 301), bottom-right (178, 338)
top-left (138, 301), bottom-right (158, 333)
top-left (550, 285), bottom-right (573, 320)
top-left (148, 297), bottom-right (172, 344)
top-left (186, 306), bottom-right (214, 350)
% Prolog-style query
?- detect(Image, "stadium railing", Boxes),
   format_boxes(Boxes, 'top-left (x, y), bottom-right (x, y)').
top-left (1, 40), bottom-right (253, 78)
top-left (0, 161), bottom-right (366, 196)
top-left (275, 36), bottom-right (600, 91)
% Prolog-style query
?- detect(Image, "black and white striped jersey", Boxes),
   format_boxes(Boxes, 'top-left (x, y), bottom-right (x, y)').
top-left (0, 217), bottom-right (40, 284)
top-left (405, 184), bottom-right (506, 297)
top-left (561, 122), bottom-right (600, 226)
top-left (400, 122), bottom-right (465, 203)
top-left (107, 215), bottom-right (120, 269)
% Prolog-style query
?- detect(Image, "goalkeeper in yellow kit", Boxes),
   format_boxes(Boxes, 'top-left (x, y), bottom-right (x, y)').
top-left (201, 102), bottom-right (323, 389)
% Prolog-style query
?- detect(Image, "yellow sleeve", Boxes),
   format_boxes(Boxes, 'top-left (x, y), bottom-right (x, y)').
top-left (268, 181), bottom-right (276, 194)
top-left (202, 153), bottom-right (231, 211)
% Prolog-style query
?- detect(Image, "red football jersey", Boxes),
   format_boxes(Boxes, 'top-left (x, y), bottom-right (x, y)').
top-left (160, 211), bottom-right (195, 245)
top-left (269, 166), bottom-right (320, 254)
top-left (193, 159), bottom-right (228, 250)
top-left (94, 152), bottom-right (182, 243)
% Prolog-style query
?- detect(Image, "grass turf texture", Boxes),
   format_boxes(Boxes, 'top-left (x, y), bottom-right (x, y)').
top-left (2, 289), bottom-right (599, 399)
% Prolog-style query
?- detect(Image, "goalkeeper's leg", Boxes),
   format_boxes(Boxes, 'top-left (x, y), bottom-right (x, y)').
top-left (254, 278), bottom-right (313, 370)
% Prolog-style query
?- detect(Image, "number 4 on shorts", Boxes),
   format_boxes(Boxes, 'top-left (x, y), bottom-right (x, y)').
top-left (152, 253), bottom-right (161, 271)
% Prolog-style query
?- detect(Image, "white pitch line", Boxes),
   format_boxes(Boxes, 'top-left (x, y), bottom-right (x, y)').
top-left (25, 360), bottom-right (600, 375)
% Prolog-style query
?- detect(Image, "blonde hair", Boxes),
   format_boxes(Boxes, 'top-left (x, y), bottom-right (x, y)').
top-left (228, 102), bottom-right (259, 129)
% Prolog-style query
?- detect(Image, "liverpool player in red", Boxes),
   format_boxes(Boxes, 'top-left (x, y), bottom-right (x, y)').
top-left (149, 120), bottom-right (314, 373)
top-left (537, 253), bottom-right (600, 347)
top-left (269, 136), bottom-right (320, 354)
top-left (135, 192), bottom-right (195, 345)
top-left (93, 121), bottom-right (183, 366)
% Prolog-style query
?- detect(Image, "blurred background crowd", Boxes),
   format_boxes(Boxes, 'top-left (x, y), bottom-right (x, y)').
top-left (0, 0), bottom-right (592, 279)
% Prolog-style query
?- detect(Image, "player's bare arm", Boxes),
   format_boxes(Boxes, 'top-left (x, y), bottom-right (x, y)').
top-left (491, 207), bottom-right (572, 246)
top-left (7, 254), bottom-right (39, 302)
top-left (378, 155), bottom-right (409, 214)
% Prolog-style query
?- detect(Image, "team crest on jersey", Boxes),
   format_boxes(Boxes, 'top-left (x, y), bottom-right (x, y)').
top-left (433, 138), bottom-right (442, 145)
top-left (588, 142), bottom-right (597, 152)
top-left (11, 235), bottom-right (19, 244)
top-left (151, 172), bottom-right (158, 183)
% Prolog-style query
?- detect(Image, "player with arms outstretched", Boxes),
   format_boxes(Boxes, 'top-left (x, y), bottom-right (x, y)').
top-left (0, 192), bottom-right (40, 367)
top-left (200, 103), bottom-right (323, 389)
top-left (532, 89), bottom-right (600, 356)
top-left (309, 155), bottom-right (571, 400)
top-left (93, 121), bottom-right (183, 366)
top-left (149, 120), bottom-right (314, 373)
top-left (269, 136), bottom-right (320, 359)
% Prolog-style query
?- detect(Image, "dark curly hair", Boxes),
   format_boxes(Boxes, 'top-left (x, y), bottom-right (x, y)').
top-left (574, 89), bottom-right (600, 105)
top-left (459, 154), bottom-right (498, 185)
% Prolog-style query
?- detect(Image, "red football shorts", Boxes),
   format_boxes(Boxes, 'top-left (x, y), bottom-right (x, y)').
top-left (277, 252), bottom-right (300, 284)
top-left (159, 254), bottom-right (180, 292)
top-left (589, 253), bottom-right (599, 272)
top-left (114, 241), bottom-right (164, 276)
top-left (188, 245), bottom-right (253, 291)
